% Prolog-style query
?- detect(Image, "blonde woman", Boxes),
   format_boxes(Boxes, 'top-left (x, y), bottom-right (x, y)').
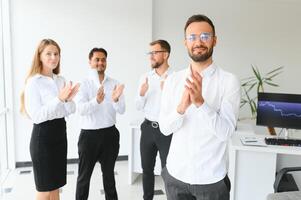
top-left (20, 39), bottom-right (79, 200)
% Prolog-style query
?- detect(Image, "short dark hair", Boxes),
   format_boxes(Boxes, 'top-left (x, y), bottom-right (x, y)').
top-left (150, 39), bottom-right (171, 54)
top-left (89, 48), bottom-right (107, 60)
top-left (184, 14), bottom-right (215, 36)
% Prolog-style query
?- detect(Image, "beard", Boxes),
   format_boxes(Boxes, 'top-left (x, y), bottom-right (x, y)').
top-left (96, 64), bottom-right (106, 74)
top-left (188, 45), bottom-right (214, 62)
top-left (151, 60), bottom-right (164, 69)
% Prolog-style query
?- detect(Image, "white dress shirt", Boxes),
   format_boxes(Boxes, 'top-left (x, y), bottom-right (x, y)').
top-left (159, 63), bottom-right (241, 184)
top-left (24, 74), bottom-right (76, 124)
top-left (135, 68), bottom-right (172, 122)
top-left (76, 70), bottom-right (125, 130)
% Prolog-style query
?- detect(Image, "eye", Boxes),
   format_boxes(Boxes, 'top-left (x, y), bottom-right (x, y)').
top-left (187, 34), bottom-right (196, 42)
top-left (200, 33), bottom-right (212, 41)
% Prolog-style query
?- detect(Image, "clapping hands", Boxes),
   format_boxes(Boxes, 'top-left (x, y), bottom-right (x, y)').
top-left (112, 84), bottom-right (125, 102)
top-left (185, 66), bottom-right (204, 107)
top-left (139, 77), bottom-right (148, 96)
top-left (59, 81), bottom-right (80, 102)
top-left (96, 85), bottom-right (105, 104)
top-left (177, 66), bottom-right (204, 114)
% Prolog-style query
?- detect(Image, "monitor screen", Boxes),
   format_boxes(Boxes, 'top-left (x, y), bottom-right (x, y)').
top-left (256, 92), bottom-right (301, 130)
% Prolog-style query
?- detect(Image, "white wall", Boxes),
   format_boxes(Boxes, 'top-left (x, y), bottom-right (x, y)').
top-left (11, 0), bottom-right (152, 161)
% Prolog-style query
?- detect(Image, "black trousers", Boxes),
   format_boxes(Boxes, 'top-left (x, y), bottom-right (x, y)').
top-left (161, 167), bottom-right (231, 200)
top-left (140, 119), bottom-right (172, 200)
top-left (76, 126), bottom-right (120, 200)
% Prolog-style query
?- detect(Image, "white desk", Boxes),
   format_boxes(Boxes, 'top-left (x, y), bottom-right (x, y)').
top-left (229, 132), bottom-right (301, 200)
top-left (128, 120), bottom-right (162, 184)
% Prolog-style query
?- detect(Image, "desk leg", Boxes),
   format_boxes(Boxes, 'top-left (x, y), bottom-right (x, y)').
top-left (228, 146), bottom-right (236, 200)
top-left (128, 126), bottom-right (135, 184)
top-left (128, 126), bottom-right (142, 184)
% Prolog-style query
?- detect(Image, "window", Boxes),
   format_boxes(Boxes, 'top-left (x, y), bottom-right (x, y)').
top-left (0, 0), bottom-right (14, 196)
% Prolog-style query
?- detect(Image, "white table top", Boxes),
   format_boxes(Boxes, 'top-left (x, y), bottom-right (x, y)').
top-left (231, 132), bottom-right (301, 155)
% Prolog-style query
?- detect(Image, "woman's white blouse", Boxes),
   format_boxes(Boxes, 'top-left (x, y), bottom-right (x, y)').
top-left (24, 74), bottom-right (76, 124)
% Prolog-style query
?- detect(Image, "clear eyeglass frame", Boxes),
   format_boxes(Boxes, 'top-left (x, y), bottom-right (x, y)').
top-left (186, 32), bottom-right (213, 42)
top-left (146, 50), bottom-right (166, 56)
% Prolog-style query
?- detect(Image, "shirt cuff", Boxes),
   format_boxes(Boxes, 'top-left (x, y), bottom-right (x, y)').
top-left (196, 102), bottom-right (213, 115)
top-left (54, 97), bottom-right (64, 106)
top-left (64, 101), bottom-right (76, 113)
top-left (137, 95), bottom-right (146, 101)
top-left (93, 97), bottom-right (100, 105)
top-left (112, 100), bottom-right (119, 107)
top-left (173, 109), bottom-right (185, 121)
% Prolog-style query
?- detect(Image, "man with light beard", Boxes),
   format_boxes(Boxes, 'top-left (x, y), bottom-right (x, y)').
top-left (135, 40), bottom-right (173, 200)
top-left (159, 15), bottom-right (241, 200)
top-left (75, 48), bottom-right (125, 200)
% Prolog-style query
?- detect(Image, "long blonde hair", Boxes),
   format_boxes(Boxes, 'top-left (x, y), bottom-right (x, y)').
top-left (20, 39), bottom-right (61, 114)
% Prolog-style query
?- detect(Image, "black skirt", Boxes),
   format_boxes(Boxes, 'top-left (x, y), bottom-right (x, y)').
top-left (30, 118), bottom-right (67, 191)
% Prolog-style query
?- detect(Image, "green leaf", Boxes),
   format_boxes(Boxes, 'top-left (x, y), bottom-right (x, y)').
top-left (241, 76), bottom-right (256, 81)
top-left (252, 66), bottom-right (261, 80)
top-left (266, 66), bottom-right (284, 75)
top-left (264, 81), bottom-right (279, 87)
top-left (240, 64), bottom-right (284, 118)
top-left (246, 83), bottom-right (257, 93)
top-left (267, 71), bottom-right (283, 79)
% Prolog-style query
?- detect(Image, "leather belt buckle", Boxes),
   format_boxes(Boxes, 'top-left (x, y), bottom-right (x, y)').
top-left (151, 121), bottom-right (159, 129)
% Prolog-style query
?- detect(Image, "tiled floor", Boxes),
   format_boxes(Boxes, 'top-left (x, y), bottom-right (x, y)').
top-left (2, 161), bottom-right (166, 199)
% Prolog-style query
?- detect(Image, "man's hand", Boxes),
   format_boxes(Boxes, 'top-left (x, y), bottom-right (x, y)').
top-left (139, 77), bottom-right (149, 96)
top-left (96, 85), bottom-right (105, 104)
top-left (177, 88), bottom-right (191, 114)
top-left (112, 84), bottom-right (125, 102)
top-left (186, 67), bottom-right (204, 107)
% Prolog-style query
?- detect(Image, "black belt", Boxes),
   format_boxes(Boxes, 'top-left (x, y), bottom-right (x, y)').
top-left (144, 119), bottom-right (159, 129)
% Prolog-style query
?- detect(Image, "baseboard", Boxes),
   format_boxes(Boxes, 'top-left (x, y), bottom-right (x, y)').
top-left (16, 155), bottom-right (128, 168)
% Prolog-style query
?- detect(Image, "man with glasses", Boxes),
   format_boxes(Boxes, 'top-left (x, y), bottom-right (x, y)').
top-left (135, 40), bottom-right (173, 200)
top-left (159, 14), bottom-right (241, 200)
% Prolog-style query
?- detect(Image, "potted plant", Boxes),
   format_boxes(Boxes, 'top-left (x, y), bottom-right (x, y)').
top-left (240, 65), bottom-right (284, 135)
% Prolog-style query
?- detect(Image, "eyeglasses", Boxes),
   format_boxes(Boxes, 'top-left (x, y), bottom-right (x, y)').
top-left (186, 32), bottom-right (213, 42)
top-left (147, 50), bottom-right (166, 56)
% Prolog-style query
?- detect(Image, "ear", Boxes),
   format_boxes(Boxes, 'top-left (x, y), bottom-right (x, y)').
top-left (164, 52), bottom-right (169, 60)
top-left (184, 38), bottom-right (188, 48)
top-left (213, 35), bottom-right (217, 47)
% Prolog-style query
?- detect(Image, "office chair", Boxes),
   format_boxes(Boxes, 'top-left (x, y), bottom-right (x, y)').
top-left (267, 167), bottom-right (301, 200)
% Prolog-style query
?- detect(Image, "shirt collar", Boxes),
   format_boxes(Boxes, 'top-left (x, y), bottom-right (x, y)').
top-left (185, 63), bottom-right (217, 78)
top-left (88, 68), bottom-right (109, 86)
top-left (36, 73), bottom-right (57, 79)
top-left (150, 67), bottom-right (171, 77)
top-left (201, 63), bottom-right (217, 78)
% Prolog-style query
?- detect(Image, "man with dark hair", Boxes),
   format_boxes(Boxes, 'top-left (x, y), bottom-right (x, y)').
top-left (75, 48), bottom-right (125, 200)
top-left (159, 14), bottom-right (241, 200)
top-left (135, 39), bottom-right (173, 200)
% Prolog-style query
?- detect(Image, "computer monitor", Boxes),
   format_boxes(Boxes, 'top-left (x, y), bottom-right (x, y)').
top-left (256, 92), bottom-right (301, 130)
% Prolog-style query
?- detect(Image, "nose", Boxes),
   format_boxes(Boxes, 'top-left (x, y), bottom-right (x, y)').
top-left (194, 37), bottom-right (204, 44)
